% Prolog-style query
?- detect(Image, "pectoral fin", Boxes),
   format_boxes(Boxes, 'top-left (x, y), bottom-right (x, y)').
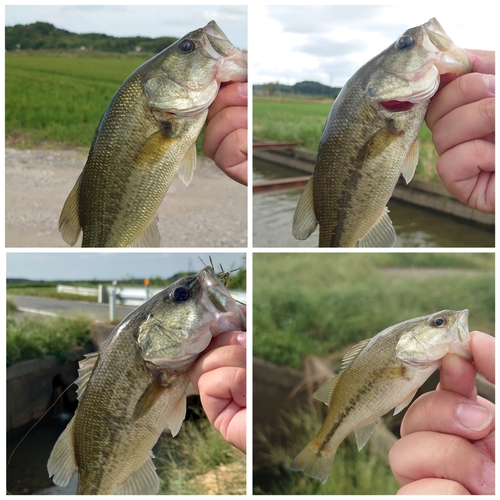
top-left (59, 172), bottom-right (83, 246)
top-left (393, 389), bottom-right (418, 415)
top-left (355, 419), bottom-right (379, 451)
top-left (47, 416), bottom-right (78, 486)
top-left (401, 138), bottom-right (419, 184)
top-left (165, 395), bottom-right (187, 437)
top-left (356, 207), bottom-right (396, 248)
top-left (356, 122), bottom-right (402, 164)
top-left (177, 144), bottom-right (197, 186)
top-left (292, 176), bottom-right (318, 240)
top-left (116, 452), bottom-right (159, 495)
top-left (133, 378), bottom-right (168, 422)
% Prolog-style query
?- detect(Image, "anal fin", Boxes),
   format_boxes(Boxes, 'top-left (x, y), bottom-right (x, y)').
top-left (116, 452), bottom-right (160, 495)
top-left (292, 176), bottom-right (318, 240)
top-left (354, 419), bottom-right (379, 451)
top-left (356, 207), bottom-right (396, 248)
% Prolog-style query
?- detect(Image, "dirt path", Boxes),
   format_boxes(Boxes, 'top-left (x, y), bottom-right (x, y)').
top-left (5, 147), bottom-right (247, 248)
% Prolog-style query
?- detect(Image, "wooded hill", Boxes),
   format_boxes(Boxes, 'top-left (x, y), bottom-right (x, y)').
top-left (254, 80), bottom-right (341, 97)
top-left (5, 21), bottom-right (177, 53)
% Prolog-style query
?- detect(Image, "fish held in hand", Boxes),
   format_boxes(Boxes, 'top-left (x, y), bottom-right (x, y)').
top-left (47, 266), bottom-right (245, 494)
top-left (59, 21), bottom-right (247, 247)
top-left (290, 309), bottom-right (470, 483)
top-left (292, 18), bottom-right (471, 247)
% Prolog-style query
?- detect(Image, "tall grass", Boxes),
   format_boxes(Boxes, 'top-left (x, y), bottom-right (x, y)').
top-left (6, 313), bottom-right (92, 366)
top-left (6, 52), bottom-right (145, 147)
top-left (253, 253), bottom-right (494, 370)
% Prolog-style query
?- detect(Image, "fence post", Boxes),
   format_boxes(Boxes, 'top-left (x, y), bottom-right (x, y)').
top-left (109, 281), bottom-right (117, 322)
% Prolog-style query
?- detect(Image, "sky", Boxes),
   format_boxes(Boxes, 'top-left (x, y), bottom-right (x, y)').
top-left (251, 5), bottom-right (496, 87)
top-left (6, 252), bottom-right (246, 282)
top-left (5, 5), bottom-right (248, 50)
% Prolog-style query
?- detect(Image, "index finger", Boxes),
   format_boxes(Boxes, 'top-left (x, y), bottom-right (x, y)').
top-left (465, 49), bottom-right (496, 75)
top-left (207, 82), bottom-right (248, 121)
top-left (470, 331), bottom-right (495, 383)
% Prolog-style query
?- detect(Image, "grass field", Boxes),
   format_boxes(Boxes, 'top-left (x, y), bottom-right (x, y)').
top-left (253, 253), bottom-right (494, 370)
top-left (6, 51), bottom-right (149, 147)
top-left (253, 95), bottom-right (441, 182)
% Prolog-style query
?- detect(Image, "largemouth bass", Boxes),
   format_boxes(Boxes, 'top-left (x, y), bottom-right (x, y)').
top-left (47, 266), bottom-right (245, 494)
top-left (290, 309), bottom-right (470, 483)
top-left (59, 21), bottom-right (247, 247)
top-left (292, 18), bottom-right (471, 247)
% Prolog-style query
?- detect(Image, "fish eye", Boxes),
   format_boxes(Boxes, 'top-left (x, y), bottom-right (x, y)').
top-left (172, 286), bottom-right (191, 302)
top-left (395, 35), bottom-right (414, 51)
top-left (432, 316), bottom-right (447, 327)
top-left (180, 39), bottom-right (196, 54)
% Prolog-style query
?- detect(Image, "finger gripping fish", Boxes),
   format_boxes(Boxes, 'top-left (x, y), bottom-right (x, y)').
top-left (292, 18), bottom-right (471, 247)
top-left (290, 309), bottom-right (470, 483)
top-left (59, 21), bottom-right (247, 247)
top-left (47, 266), bottom-right (245, 494)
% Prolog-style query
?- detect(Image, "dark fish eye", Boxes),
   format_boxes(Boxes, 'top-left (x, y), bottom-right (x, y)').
top-left (172, 286), bottom-right (191, 302)
top-left (180, 39), bottom-right (196, 54)
top-left (432, 316), bottom-right (447, 327)
top-left (395, 35), bottom-right (414, 51)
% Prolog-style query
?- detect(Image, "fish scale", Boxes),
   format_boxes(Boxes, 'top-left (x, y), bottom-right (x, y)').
top-left (59, 21), bottom-right (247, 247)
top-left (290, 309), bottom-right (470, 483)
top-left (292, 18), bottom-right (471, 247)
top-left (47, 266), bottom-right (246, 494)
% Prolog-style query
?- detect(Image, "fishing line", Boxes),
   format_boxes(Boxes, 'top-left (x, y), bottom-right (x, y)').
top-left (7, 381), bottom-right (76, 469)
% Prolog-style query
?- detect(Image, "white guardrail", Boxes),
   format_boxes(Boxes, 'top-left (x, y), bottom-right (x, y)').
top-left (58, 284), bottom-right (246, 321)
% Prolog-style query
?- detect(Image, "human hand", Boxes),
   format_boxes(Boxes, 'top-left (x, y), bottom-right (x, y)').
top-left (203, 82), bottom-right (248, 186)
top-left (426, 49), bottom-right (495, 214)
top-left (189, 317), bottom-right (246, 453)
top-left (389, 331), bottom-right (495, 494)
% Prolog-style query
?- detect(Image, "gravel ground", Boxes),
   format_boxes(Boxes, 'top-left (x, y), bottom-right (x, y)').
top-left (5, 147), bottom-right (247, 248)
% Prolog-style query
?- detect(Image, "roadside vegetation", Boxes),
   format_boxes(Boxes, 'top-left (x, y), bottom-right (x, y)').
top-left (6, 309), bottom-right (92, 366)
top-left (253, 94), bottom-right (440, 182)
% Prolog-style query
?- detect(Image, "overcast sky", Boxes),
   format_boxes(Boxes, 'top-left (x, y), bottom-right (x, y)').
top-left (6, 252), bottom-right (246, 282)
top-left (5, 5), bottom-right (247, 50)
top-left (251, 5), bottom-right (496, 87)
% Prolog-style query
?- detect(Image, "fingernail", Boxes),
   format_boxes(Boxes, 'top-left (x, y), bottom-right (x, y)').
top-left (237, 332), bottom-right (247, 347)
top-left (484, 75), bottom-right (495, 95)
top-left (456, 402), bottom-right (493, 430)
top-left (480, 461), bottom-right (495, 490)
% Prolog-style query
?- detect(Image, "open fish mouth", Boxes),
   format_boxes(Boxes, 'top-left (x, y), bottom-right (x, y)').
top-left (373, 17), bottom-right (471, 114)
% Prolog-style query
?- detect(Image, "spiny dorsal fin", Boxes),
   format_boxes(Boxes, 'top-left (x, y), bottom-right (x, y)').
top-left (75, 352), bottom-right (99, 401)
top-left (313, 338), bottom-right (371, 406)
top-left (339, 338), bottom-right (371, 373)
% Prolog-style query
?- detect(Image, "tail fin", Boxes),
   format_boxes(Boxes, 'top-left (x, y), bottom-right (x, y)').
top-left (290, 443), bottom-right (335, 484)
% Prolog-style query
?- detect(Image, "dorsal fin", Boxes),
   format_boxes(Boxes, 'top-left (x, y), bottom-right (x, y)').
top-left (75, 352), bottom-right (100, 401)
top-left (313, 338), bottom-right (371, 406)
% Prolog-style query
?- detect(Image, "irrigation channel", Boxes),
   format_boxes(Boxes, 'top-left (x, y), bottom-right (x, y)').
top-left (253, 147), bottom-right (494, 248)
